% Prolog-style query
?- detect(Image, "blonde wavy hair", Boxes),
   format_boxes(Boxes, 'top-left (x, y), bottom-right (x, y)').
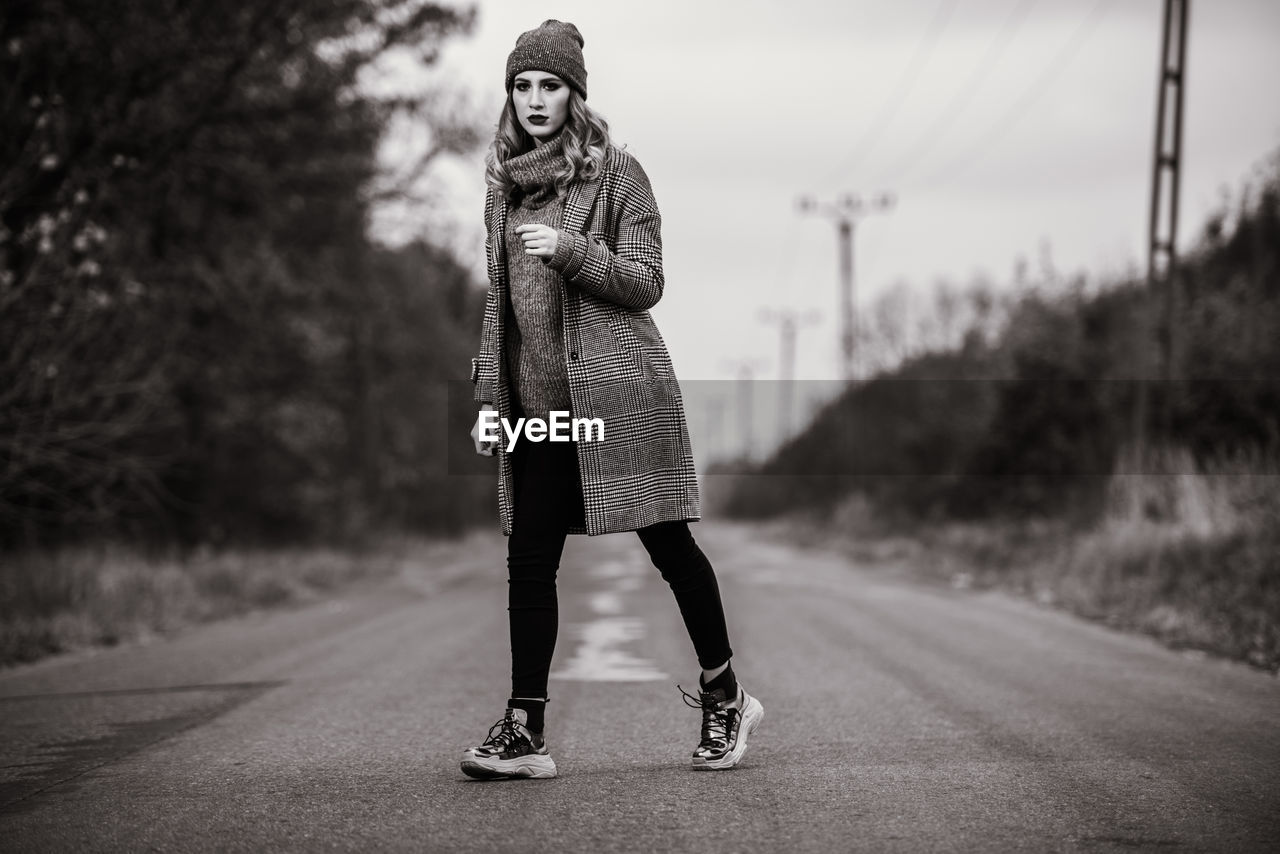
top-left (485, 88), bottom-right (612, 204)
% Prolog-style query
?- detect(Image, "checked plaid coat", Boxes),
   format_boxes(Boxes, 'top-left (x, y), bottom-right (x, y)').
top-left (470, 144), bottom-right (702, 536)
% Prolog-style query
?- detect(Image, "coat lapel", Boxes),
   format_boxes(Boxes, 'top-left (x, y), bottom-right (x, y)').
top-left (560, 168), bottom-right (604, 234)
top-left (489, 189), bottom-right (509, 279)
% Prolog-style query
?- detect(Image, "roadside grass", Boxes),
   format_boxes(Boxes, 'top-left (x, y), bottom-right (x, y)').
top-left (770, 450), bottom-right (1280, 673)
top-left (0, 537), bottom-right (454, 668)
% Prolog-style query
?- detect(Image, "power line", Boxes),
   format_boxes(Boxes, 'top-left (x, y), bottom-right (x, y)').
top-left (913, 0), bottom-right (1111, 190)
top-left (824, 0), bottom-right (957, 185)
top-left (880, 0), bottom-right (1039, 188)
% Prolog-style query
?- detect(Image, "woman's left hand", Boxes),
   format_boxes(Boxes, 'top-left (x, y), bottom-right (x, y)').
top-left (514, 224), bottom-right (559, 258)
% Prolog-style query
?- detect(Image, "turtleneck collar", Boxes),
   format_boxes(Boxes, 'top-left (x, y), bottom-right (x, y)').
top-left (504, 131), bottom-right (566, 209)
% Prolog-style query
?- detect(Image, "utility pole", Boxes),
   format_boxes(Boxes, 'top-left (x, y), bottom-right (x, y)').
top-left (1136, 0), bottom-right (1189, 460)
top-left (759, 307), bottom-right (821, 443)
top-left (798, 193), bottom-right (895, 382)
top-left (720, 358), bottom-right (768, 462)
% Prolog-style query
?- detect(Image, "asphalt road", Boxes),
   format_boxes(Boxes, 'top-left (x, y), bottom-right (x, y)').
top-left (2, 522), bottom-right (1277, 852)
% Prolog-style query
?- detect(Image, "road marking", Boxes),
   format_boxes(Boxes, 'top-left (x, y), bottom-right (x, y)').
top-left (589, 591), bottom-right (624, 615)
top-left (550, 617), bottom-right (668, 682)
top-left (551, 559), bottom-right (668, 682)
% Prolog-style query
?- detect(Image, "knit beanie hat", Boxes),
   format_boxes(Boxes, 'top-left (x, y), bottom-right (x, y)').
top-left (505, 19), bottom-right (588, 100)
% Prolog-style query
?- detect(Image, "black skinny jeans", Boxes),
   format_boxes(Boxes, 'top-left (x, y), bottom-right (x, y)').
top-left (506, 434), bottom-right (733, 700)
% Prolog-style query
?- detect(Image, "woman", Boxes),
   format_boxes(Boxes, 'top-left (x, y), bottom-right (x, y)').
top-left (463, 20), bottom-right (762, 780)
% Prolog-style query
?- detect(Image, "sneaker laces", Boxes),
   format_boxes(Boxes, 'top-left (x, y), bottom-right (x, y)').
top-left (678, 684), bottom-right (738, 751)
top-left (480, 710), bottom-right (526, 752)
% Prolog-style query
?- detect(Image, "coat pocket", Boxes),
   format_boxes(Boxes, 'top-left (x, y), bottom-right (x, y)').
top-left (607, 314), bottom-right (656, 385)
top-left (627, 314), bottom-right (673, 380)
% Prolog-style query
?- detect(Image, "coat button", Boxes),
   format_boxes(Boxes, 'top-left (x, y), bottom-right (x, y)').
top-left (569, 351), bottom-right (579, 361)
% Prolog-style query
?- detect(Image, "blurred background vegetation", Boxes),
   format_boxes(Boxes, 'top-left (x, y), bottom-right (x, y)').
top-left (721, 153), bottom-right (1279, 520)
top-left (1, 0), bottom-right (494, 555)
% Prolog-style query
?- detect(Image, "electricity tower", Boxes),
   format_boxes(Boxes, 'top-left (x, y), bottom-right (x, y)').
top-left (1150, 0), bottom-right (1189, 387)
top-left (759, 307), bottom-right (821, 442)
top-left (797, 193), bottom-right (895, 381)
top-left (1136, 0), bottom-right (1189, 457)
top-left (720, 358), bottom-right (768, 462)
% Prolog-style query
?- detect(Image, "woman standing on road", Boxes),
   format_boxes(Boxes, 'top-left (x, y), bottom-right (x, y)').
top-left (462, 19), bottom-right (762, 780)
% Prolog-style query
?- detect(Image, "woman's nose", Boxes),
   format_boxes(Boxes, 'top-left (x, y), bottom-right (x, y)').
top-left (528, 90), bottom-right (542, 108)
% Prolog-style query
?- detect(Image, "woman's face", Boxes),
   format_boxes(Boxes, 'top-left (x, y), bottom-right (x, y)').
top-left (512, 70), bottom-right (570, 144)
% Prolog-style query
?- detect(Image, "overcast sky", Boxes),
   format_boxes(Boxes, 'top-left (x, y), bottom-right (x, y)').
top-left (375, 0), bottom-right (1280, 391)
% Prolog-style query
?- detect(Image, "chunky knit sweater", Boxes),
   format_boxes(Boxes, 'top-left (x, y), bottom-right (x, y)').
top-left (501, 133), bottom-right (580, 422)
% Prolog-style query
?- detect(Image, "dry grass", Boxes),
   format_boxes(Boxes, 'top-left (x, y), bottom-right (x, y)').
top-left (774, 447), bottom-right (1280, 673)
top-left (1040, 446), bottom-right (1280, 669)
top-left (0, 541), bottom-right (413, 668)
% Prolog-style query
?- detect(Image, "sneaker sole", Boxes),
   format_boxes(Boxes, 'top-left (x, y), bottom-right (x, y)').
top-left (692, 693), bottom-right (763, 771)
top-left (461, 752), bottom-right (557, 780)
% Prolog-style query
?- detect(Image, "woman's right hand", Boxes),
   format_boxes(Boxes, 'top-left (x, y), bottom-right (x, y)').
top-left (471, 404), bottom-right (498, 456)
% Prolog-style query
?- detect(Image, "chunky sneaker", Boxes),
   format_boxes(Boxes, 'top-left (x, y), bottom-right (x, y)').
top-left (680, 683), bottom-right (764, 770)
top-left (460, 708), bottom-right (557, 780)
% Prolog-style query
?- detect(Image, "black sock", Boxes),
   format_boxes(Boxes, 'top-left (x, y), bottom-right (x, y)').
top-left (700, 663), bottom-right (737, 700)
top-left (508, 697), bottom-right (546, 733)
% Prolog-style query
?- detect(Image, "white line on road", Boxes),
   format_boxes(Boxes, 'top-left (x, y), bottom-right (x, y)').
top-left (551, 560), bottom-right (668, 682)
